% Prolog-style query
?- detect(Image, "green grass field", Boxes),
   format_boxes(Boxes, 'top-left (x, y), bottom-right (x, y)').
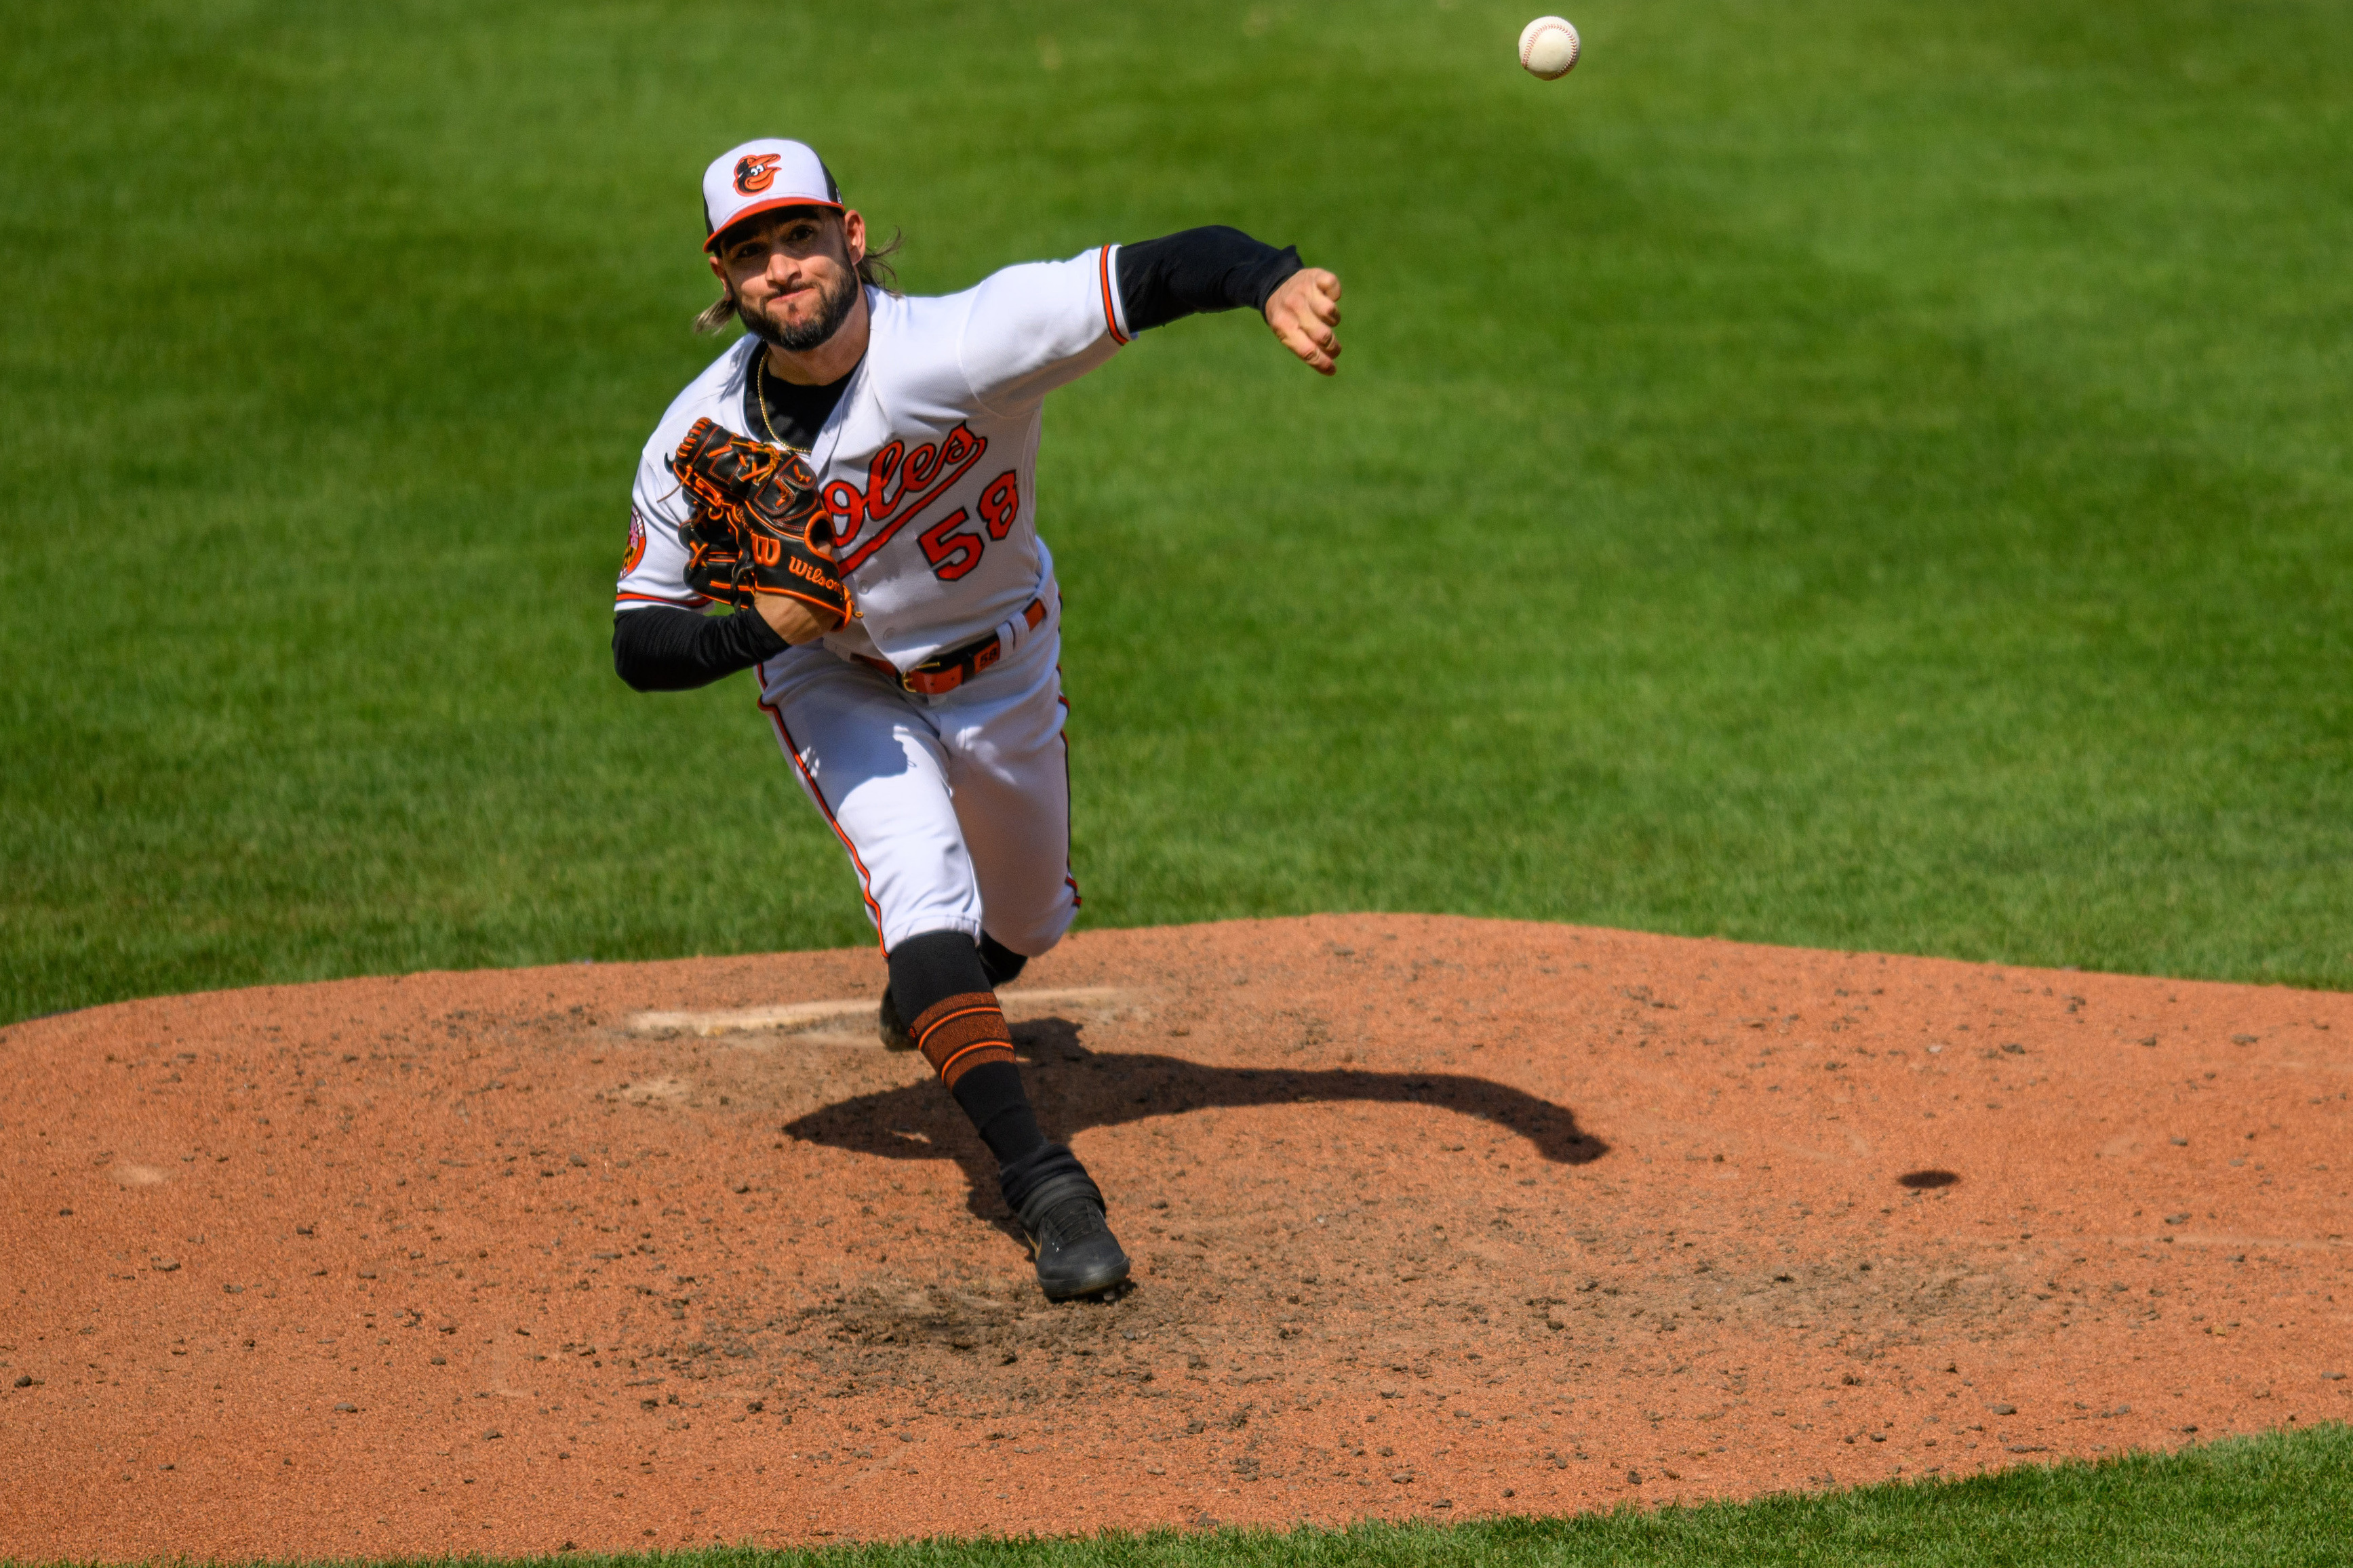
top-left (4, 1), bottom-right (2350, 1557)
top-left (5, 0), bottom-right (2351, 1025)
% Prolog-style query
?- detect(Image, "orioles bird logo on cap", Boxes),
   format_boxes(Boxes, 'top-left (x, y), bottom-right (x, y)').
top-left (734, 153), bottom-right (781, 195)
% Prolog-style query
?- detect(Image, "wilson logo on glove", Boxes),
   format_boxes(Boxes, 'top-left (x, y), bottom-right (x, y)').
top-left (667, 418), bottom-right (854, 630)
top-left (787, 556), bottom-right (840, 592)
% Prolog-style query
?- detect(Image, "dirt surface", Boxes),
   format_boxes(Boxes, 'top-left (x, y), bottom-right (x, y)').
top-left (4, 914), bottom-right (2350, 1561)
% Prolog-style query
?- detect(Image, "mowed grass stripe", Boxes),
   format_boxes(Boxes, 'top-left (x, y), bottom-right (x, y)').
top-left (3, 0), bottom-right (2350, 1024)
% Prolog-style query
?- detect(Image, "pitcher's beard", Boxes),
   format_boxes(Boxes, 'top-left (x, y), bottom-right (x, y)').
top-left (739, 268), bottom-right (860, 352)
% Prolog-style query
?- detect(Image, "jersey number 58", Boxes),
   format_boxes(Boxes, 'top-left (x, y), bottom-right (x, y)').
top-left (916, 470), bottom-right (1021, 582)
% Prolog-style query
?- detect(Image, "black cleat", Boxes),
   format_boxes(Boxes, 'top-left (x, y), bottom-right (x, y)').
top-left (1002, 1144), bottom-right (1130, 1301)
top-left (878, 984), bottom-right (915, 1051)
top-left (1018, 1183), bottom-right (1130, 1301)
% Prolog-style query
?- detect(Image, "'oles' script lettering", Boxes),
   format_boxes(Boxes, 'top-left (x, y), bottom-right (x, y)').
top-left (825, 424), bottom-right (990, 576)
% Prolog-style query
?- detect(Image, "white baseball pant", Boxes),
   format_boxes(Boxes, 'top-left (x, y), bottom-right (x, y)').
top-left (755, 607), bottom-right (1078, 957)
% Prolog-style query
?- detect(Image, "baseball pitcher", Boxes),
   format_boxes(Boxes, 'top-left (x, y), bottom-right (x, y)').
top-left (612, 138), bottom-right (1343, 1300)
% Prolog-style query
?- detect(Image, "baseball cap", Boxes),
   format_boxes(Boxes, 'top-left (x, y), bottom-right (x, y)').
top-left (700, 138), bottom-right (842, 252)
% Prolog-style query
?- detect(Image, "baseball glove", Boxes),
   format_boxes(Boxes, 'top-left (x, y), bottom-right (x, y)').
top-left (668, 417), bottom-right (854, 631)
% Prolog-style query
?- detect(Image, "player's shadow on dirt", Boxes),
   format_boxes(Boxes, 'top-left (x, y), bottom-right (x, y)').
top-left (780, 1016), bottom-right (1608, 1224)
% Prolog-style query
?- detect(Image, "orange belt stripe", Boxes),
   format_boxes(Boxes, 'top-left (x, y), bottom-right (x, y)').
top-left (856, 598), bottom-right (1046, 696)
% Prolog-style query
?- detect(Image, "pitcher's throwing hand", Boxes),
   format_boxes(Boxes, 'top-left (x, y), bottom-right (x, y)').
top-left (1265, 267), bottom-right (1343, 375)
top-left (1270, 268), bottom-right (1345, 378)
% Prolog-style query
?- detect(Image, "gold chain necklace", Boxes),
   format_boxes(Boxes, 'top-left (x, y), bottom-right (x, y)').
top-left (753, 353), bottom-right (784, 447)
top-left (753, 353), bottom-right (813, 453)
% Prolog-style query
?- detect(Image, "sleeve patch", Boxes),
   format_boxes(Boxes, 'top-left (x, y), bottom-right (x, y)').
top-left (621, 507), bottom-right (649, 576)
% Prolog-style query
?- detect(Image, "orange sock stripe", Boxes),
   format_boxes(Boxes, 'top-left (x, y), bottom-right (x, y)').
top-left (934, 1040), bottom-right (1016, 1086)
top-left (911, 992), bottom-right (1014, 1088)
top-left (913, 1003), bottom-right (1000, 1049)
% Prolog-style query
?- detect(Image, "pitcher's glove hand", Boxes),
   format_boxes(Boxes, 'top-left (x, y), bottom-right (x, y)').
top-left (669, 417), bottom-right (854, 632)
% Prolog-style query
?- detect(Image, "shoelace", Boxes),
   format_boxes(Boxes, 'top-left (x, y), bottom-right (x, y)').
top-left (1037, 1194), bottom-right (1111, 1249)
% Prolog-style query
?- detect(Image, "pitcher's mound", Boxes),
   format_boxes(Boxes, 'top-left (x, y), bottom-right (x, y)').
top-left (3, 914), bottom-right (2348, 1561)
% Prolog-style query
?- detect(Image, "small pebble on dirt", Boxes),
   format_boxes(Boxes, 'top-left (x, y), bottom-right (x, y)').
top-left (334, 1403), bottom-right (357, 1412)
top-left (1989, 1403), bottom-right (2017, 1415)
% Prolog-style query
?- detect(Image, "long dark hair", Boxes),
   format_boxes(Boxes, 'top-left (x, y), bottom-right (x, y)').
top-left (694, 221), bottom-right (904, 335)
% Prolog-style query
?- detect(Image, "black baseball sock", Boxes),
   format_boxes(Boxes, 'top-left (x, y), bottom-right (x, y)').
top-left (978, 931), bottom-right (1029, 988)
top-left (950, 1061), bottom-right (1048, 1166)
top-left (886, 929), bottom-right (1049, 1167)
top-left (887, 929), bottom-right (991, 1019)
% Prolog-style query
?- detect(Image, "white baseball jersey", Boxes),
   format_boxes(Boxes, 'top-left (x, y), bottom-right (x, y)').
top-left (617, 247), bottom-right (1133, 668)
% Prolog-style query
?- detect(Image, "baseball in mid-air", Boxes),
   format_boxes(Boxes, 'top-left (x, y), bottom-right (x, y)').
top-left (1519, 15), bottom-right (1581, 79)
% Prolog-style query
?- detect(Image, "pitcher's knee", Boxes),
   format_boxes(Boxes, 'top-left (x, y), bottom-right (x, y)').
top-left (985, 898), bottom-right (1074, 962)
top-left (978, 931), bottom-right (1029, 987)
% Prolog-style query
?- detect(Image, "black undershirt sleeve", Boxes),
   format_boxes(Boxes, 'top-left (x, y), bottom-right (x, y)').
top-left (612, 604), bottom-right (787, 692)
top-left (1115, 226), bottom-right (1304, 335)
